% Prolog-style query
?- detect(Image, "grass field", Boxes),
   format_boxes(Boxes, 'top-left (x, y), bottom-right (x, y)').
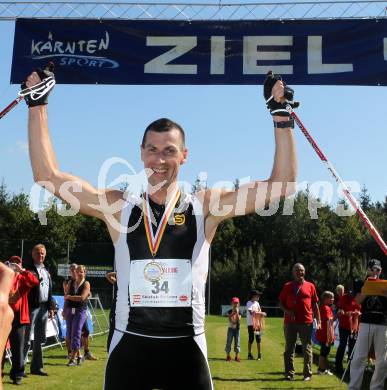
top-left (3, 316), bottom-right (379, 389)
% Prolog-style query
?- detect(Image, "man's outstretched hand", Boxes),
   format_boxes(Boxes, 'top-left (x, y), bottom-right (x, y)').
top-left (22, 62), bottom-right (55, 107)
top-left (264, 71), bottom-right (299, 116)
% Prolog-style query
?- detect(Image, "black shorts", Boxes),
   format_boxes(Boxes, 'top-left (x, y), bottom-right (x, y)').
top-left (319, 343), bottom-right (332, 358)
top-left (105, 331), bottom-right (213, 390)
top-left (248, 326), bottom-right (261, 343)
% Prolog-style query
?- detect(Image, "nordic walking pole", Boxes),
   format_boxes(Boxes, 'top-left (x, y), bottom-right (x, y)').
top-left (341, 336), bottom-right (357, 383)
top-left (0, 62), bottom-right (55, 121)
top-left (286, 104), bottom-right (387, 256)
top-left (0, 96), bottom-right (24, 120)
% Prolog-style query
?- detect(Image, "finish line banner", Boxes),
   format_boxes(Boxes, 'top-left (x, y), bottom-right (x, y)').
top-left (11, 18), bottom-right (387, 86)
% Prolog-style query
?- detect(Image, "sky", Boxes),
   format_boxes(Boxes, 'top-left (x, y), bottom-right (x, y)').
top-left (0, 7), bottom-right (386, 213)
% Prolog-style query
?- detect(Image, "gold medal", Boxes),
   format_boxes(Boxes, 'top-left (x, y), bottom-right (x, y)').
top-left (143, 261), bottom-right (164, 282)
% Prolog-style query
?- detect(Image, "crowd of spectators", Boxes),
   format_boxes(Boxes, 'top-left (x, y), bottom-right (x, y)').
top-left (0, 251), bottom-right (385, 388)
top-left (223, 260), bottom-right (386, 389)
top-left (0, 244), bottom-right (97, 386)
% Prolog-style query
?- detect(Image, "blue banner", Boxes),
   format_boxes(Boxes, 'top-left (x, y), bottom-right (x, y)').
top-left (11, 18), bottom-right (387, 86)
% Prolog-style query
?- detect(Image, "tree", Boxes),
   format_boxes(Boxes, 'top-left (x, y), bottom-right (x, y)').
top-left (359, 184), bottom-right (372, 211)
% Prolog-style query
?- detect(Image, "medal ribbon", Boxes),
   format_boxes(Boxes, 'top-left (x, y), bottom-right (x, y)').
top-left (143, 188), bottom-right (180, 257)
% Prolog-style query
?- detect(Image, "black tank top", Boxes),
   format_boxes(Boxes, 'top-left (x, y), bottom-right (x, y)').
top-left (68, 279), bottom-right (88, 309)
top-left (113, 193), bottom-right (209, 338)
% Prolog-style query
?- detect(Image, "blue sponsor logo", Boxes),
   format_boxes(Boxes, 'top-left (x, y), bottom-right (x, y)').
top-left (29, 31), bottom-right (119, 69)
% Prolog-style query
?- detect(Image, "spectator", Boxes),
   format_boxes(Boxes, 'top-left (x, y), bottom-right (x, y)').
top-left (62, 263), bottom-right (78, 358)
top-left (334, 284), bottom-right (345, 314)
top-left (225, 297), bottom-right (241, 362)
top-left (349, 259), bottom-right (387, 390)
top-left (334, 281), bottom-right (361, 375)
top-left (63, 263), bottom-right (97, 361)
top-left (24, 244), bottom-right (55, 376)
top-left (0, 262), bottom-right (14, 390)
top-left (279, 263), bottom-right (321, 382)
top-left (315, 291), bottom-right (335, 376)
top-left (7, 256), bottom-right (39, 385)
top-left (335, 285), bottom-right (345, 302)
top-left (246, 290), bottom-right (266, 360)
top-left (65, 265), bottom-right (90, 366)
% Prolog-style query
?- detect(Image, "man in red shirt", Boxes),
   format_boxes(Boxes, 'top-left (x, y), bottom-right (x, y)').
top-left (7, 256), bottom-right (39, 385)
top-left (279, 263), bottom-right (321, 381)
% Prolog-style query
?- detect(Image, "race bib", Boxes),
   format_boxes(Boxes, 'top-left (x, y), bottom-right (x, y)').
top-left (129, 259), bottom-right (192, 307)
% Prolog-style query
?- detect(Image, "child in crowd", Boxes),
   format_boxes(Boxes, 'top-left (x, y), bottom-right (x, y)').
top-left (246, 290), bottom-right (266, 360)
top-left (316, 291), bottom-right (335, 375)
top-left (225, 297), bottom-right (241, 362)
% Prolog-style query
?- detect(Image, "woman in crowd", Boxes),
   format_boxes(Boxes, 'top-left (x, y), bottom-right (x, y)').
top-left (7, 256), bottom-right (39, 385)
top-left (64, 265), bottom-right (90, 366)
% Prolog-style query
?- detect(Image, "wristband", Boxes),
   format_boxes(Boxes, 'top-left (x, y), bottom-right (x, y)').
top-left (273, 119), bottom-right (294, 129)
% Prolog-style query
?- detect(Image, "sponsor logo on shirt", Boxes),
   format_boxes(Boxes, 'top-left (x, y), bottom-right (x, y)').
top-left (174, 214), bottom-right (185, 225)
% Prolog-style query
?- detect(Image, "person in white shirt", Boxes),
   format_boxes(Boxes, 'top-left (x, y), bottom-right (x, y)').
top-left (246, 290), bottom-right (266, 360)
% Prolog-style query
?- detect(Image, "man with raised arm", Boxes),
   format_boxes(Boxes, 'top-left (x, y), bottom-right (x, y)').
top-left (24, 68), bottom-right (297, 389)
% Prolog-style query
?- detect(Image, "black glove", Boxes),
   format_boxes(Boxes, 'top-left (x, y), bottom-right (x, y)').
top-left (263, 71), bottom-right (299, 117)
top-left (21, 62), bottom-right (55, 107)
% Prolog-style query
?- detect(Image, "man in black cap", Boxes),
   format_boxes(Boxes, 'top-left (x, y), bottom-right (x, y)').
top-left (349, 259), bottom-right (387, 390)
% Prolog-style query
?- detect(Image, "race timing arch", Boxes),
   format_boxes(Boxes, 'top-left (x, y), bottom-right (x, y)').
top-left (2, 1), bottom-right (386, 86)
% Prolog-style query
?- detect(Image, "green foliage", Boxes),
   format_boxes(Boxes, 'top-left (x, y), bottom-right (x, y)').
top-left (210, 187), bottom-right (387, 310)
top-left (0, 181), bottom-right (386, 310)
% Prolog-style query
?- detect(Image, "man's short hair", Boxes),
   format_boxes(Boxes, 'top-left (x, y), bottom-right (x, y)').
top-left (335, 284), bottom-right (345, 293)
top-left (32, 243), bottom-right (46, 253)
top-left (292, 263), bottom-right (305, 271)
top-left (141, 118), bottom-right (186, 149)
top-left (69, 263), bottom-right (78, 269)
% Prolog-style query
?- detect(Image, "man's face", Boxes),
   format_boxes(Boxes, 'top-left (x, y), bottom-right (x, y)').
top-left (292, 265), bottom-right (305, 282)
top-left (141, 129), bottom-right (188, 190)
top-left (336, 287), bottom-right (344, 297)
top-left (32, 247), bottom-right (46, 264)
top-left (368, 266), bottom-right (382, 279)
